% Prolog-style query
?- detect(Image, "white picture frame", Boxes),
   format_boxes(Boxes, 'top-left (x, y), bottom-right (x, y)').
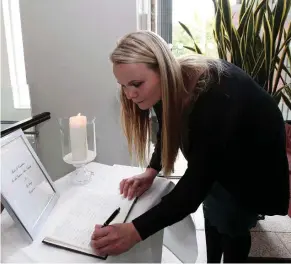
top-left (1, 129), bottom-right (59, 241)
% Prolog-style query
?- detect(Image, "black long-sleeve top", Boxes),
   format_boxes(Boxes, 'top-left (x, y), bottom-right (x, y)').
top-left (132, 61), bottom-right (290, 240)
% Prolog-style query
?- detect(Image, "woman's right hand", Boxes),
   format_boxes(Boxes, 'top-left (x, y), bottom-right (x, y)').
top-left (119, 168), bottom-right (158, 200)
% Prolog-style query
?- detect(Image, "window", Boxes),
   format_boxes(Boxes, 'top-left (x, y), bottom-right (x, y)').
top-left (171, 0), bottom-right (217, 57)
top-left (2, 0), bottom-right (30, 109)
top-left (154, 0), bottom-right (240, 58)
top-left (137, 0), bottom-right (152, 30)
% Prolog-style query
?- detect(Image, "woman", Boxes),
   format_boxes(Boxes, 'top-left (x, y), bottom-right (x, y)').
top-left (90, 30), bottom-right (290, 263)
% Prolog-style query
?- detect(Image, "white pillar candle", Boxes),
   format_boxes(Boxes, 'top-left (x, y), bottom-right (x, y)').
top-left (69, 113), bottom-right (88, 161)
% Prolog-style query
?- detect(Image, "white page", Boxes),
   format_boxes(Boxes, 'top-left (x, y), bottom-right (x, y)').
top-left (1, 135), bottom-right (55, 229)
top-left (44, 189), bottom-right (135, 254)
top-left (85, 165), bottom-right (144, 195)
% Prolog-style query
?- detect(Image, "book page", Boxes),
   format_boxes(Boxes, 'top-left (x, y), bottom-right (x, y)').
top-left (44, 189), bottom-right (135, 255)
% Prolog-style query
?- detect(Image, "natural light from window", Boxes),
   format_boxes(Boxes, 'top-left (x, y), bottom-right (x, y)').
top-left (2, 0), bottom-right (31, 109)
top-left (172, 0), bottom-right (239, 58)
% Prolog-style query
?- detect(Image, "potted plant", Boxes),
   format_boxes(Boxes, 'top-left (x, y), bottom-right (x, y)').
top-left (179, 0), bottom-right (291, 216)
top-left (179, 0), bottom-right (291, 103)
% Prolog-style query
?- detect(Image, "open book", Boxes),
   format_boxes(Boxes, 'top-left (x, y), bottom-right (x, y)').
top-left (42, 189), bottom-right (137, 260)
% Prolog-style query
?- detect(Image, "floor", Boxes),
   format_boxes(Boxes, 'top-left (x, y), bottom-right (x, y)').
top-left (158, 149), bottom-right (291, 263)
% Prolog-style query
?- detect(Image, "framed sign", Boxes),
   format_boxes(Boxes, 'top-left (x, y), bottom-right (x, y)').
top-left (1, 129), bottom-right (59, 241)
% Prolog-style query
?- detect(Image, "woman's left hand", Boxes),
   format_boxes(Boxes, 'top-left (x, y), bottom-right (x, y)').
top-left (90, 223), bottom-right (142, 256)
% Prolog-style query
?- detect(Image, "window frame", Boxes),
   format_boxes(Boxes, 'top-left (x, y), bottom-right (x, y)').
top-left (2, 0), bottom-right (31, 109)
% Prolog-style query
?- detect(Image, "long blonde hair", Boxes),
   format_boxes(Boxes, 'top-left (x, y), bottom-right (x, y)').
top-left (110, 30), bottom-right (225, 175)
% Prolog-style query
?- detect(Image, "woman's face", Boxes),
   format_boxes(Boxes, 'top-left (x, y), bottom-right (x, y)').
top-left (113, 63), bottom-right (161, 110)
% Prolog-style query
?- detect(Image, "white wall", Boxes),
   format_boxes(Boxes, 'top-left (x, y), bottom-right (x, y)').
top-left (19, 0), bottom-right (139, 180)
top-left (1, 7), bottom-right (31, 122)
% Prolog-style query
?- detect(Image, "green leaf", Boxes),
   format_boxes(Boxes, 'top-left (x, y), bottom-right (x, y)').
top-left (184, 46), bottom-right (196, 53)
top-left (254, 35), bottom-right (263, 54)
top-left (278, 23), bottom-right (291, 54)
top-left (274, 87), bottom-right (283, 96)
top-left (214, 11), bottom-right (228, 60)
top-left (277, 37), bottom-right (291, 54)
top-left (254, 3), bottom-right (266, 37)
top-left (272, 27), bottom-right (291, 89)
top-left (217, 45), bottom-right (226, 60)
top-left (240, 0), bottom-right (247, 22)
top-left (249, 48), bottom-right (256, 70)
top-left (264, 5), bottom-right (274, 91)
top-left (232, 26), bottom-right (243, 68)
top-left (238, 6), bottom-right (249, 36)
top-left (254, 0), bottom-right (267, 17)
top-left (273, 0), bottom-right (285, 43)
top-left (220, 0), bottom-right (232, 40)
top-left (224, 35), bottom-right (231, 50)
top-left (280, 76), bottom-right (287, 86)
top-left (193, 42), bottom-right (203, 54)
top-left (246, 11), bottom-right (255, 45)
top-left (240, 35), bottom-right (246, 68)
top-left (273, 89), bottom-right (282, 105)
top-left (251, 50), bottom-right (265, 78)
top-left (215, 5), bottom-right (222, 38)
top-left (286, 36), bottom-right (291, 64)
top-left (282, 92), bottom-right (291, 111)
top-left (271, 22), bottom-right (291, 93)
top-left (214, 28), bottom-right (227, 60)
top-left (274, 0), bottom-right (291, 58)
top-left (215, 5), bottom-right (226, 56)
top-left (266, 2), bottom-right (273, 27)
top-left (287, 19), bottom-right (291, 38)
top-left (283, 65), bottom-right (291, 79)
top-left (284, 86), bottom-right (291, 101)
top-left (237, 0), bottom-right (256, 37)
top-left (284, 85), bottom-right (291, 98)
top-left (263, 13), bottom-right (273, 92)
top-left (274, 55), bottom-right (291, 79)
top-left (178, 21), bottom-right (194, 40)
top-left (183, 44), bottom-right (203, 55)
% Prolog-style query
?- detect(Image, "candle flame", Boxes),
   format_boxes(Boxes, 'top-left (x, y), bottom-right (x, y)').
top-left (77, 113), bottom-right (81, 116)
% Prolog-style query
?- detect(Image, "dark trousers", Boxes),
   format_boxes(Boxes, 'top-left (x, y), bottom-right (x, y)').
top-left (204, 218), bottom-right (252, 263)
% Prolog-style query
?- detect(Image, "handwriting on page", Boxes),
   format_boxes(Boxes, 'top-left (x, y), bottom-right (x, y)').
top-left (1, 135), bottom-right (56, 231)
top-left (48, 191), bottom-right (131, 250)
top-left (11, 163), bottom-right (35, 194)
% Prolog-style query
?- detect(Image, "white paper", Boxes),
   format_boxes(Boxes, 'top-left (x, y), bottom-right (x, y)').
top-left (44, 189), bottom-right (135, 253)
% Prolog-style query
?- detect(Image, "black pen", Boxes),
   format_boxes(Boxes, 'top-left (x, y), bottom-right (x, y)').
top-left (102, 207), bottom-right (120, 227)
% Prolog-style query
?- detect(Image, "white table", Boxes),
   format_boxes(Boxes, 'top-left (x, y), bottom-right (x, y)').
top-left (1, 162), bottom-right (197, 263)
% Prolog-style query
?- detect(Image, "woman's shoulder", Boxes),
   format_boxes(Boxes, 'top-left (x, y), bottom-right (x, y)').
top-left (214, 59), bottom-right (258, 85)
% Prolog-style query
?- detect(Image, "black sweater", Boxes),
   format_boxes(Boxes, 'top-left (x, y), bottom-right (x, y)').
top-left (132, 61), bottom-right (290, 240)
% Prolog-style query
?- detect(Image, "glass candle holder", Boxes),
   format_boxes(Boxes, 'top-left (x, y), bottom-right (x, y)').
top-left (58, 114), bottom-right (97, 185)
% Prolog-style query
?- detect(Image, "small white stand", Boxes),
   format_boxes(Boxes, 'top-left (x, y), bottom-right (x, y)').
top-left (63, 150), bottom-right (96, 185)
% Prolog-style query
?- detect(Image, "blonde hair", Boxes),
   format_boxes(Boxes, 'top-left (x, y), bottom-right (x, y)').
top-left (110, 30), bottom-right (226, 175)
